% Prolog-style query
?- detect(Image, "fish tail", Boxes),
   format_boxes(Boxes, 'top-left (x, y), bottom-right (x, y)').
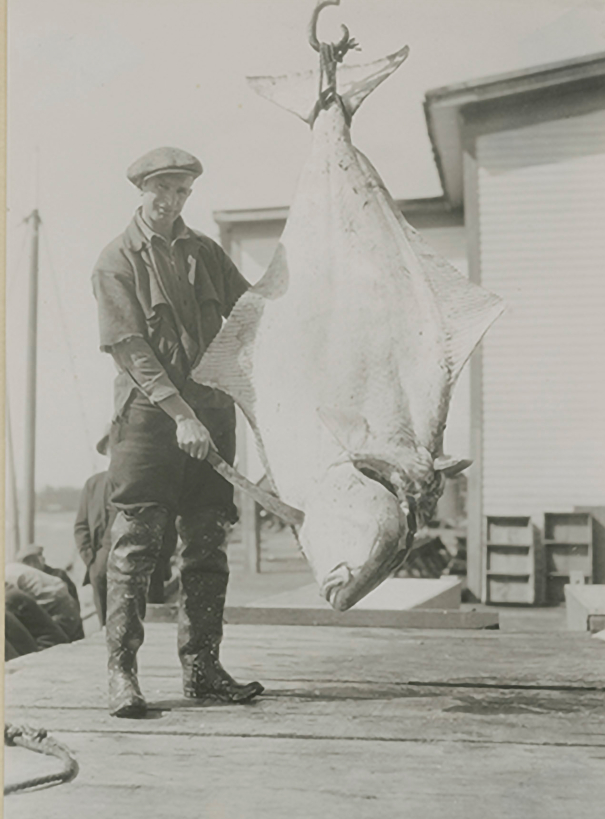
top-left (247, 45), bottom-right (410, 125)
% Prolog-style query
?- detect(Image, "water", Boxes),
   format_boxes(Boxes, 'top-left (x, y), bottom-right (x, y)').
top-left (28, 511), bottom-right (306, 582)
top-left (28, 511), bottom-right (85, 583)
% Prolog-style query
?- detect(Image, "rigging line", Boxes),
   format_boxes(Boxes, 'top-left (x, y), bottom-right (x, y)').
top-left (40, 223), bottom-right (97, 472)
top-left (7, 222), bottom-right (29, 299)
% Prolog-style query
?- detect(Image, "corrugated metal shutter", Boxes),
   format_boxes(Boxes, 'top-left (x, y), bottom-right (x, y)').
top-left (477, 109), bottom-right (605, 517)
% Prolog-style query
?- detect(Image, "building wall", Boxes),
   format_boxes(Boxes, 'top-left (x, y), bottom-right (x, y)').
top-left (477, 108), bottom-right (605, 520)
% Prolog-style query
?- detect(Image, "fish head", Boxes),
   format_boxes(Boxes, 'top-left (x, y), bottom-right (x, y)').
top-left (316, 405), bottom-right (469, 525)
top-left (299, 427), bottom-right (473, 611)
top-left (355, 448), bottom-right (472, 528)
top-left (299, 461), bottom-right (410, 611)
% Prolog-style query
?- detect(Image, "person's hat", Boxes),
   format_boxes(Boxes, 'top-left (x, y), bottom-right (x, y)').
top-left (127, 147), bottom-right (203, 189)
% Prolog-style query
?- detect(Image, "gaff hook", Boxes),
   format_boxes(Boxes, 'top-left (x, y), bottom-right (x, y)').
top-left (308, 0), bottom-right (351, 54)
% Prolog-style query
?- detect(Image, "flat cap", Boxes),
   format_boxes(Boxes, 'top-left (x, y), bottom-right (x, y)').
top-left (127, 147), bottom-right (203, 189)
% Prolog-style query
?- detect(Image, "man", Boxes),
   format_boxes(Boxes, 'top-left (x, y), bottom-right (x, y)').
top-left (74, 460), bottom-right (115, 627)
top-left (92, 147), bottom-right (263, 717)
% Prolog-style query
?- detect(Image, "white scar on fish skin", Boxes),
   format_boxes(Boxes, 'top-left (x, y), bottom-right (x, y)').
top-left (192, 46), bottom-right (504, 606)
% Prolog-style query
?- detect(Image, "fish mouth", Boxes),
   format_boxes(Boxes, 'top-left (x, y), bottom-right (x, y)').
top-left (320, 538), bottom-right (409, 612)
top-left (321, 563), bottom-right (354, 610)
top-left (319, 461), bottom-right (414, 611)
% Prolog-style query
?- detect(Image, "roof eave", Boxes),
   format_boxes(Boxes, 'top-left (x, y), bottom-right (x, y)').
top-left (424, 51), bottom-right (605, 208)
top-left (214, 196), bottom-right (462, 230)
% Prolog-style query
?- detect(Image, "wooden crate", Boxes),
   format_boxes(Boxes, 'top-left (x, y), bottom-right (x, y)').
top-left (544, 512), bottom-right (594, 604)
top-left (483, 516), bottom-right (544, 606)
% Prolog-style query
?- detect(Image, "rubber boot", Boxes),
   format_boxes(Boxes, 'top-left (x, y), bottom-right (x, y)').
top-left (177, 509), bottom-right (264, 703)
top-left (182, 636), bottom-right (264, 703)
top-left (106, 505), bottom-right (169, 718)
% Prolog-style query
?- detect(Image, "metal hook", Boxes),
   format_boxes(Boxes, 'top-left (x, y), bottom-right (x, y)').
top-left (308, 0), bottom-right (350, 53)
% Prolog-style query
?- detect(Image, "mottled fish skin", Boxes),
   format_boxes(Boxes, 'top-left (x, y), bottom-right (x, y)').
top-left (193, 47), bottom-right (504, 609)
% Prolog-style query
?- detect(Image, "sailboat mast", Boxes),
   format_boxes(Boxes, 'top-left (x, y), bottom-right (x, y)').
top-left (23, 208), bottom-right (41, 547)
top-left (5, 397), bottom-right (21, 561)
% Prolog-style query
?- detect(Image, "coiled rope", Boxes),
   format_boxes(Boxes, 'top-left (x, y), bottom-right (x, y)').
top-left (4, 723), bottom-right (79, 795)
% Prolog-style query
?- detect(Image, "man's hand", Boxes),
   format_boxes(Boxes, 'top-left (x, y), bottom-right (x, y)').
top-left (158, 393), bottom-right (213, 460)
top-left (175, 416), bottom-right (212, 460)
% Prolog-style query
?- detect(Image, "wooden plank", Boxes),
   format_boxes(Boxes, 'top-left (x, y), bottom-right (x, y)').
top-left (151, 576), bottom-right (464, 620)
top-left (6, 625), bottom-right (605, 693)
top-left (5, 732), bottom-right (605, 819)
top-left (463, 135), bottom-right (484, 603)
top-left (248, 578), bottom-right (462, 610)
top-left (223, 606), bottom-right (498, 629)
top-left (5, 623), bottom-right (605, 819)
top-left (147, 599), bottom-right (495, 629)
top-left (7, 681), bottom-right (605, 745)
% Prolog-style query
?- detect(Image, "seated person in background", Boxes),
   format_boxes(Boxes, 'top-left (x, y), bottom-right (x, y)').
top-left (4, 561), bottom-right (83, 642)
top-left (75, 431), bottom-right (177, 627)
top-left (19, 543), bottom-right (80, 607)
top-left (5, 583), bottom-right (70, 655)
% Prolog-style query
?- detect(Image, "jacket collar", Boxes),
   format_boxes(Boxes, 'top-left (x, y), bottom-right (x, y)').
top-left (123, 209), bottom-right (202, 253)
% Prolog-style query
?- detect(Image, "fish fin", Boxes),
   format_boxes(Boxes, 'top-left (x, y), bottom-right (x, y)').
top-left (434, 455), bottom-right (473, 477)
top-left (354, 150), bottom-right (505, 382)
top-left (191, 289), bottom-right (263, 425)
top-left (246, 46), bottom-right (409, 124)
top-left (191, 243), bottom-right (294, 500)
top-left (402, 222), bottom-right (506, 382)
top-left (191, 243), bottom-right (289, 427)
top-left (317, 406), bottom-right (370, 453)
top-left (339, 46), bottom-right (410, 117)
top-left (247, 70), bottom-right (319, 124)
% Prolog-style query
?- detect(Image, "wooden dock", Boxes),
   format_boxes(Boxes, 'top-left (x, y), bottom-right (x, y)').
top-left (5, 622), bottom-right (605, 818)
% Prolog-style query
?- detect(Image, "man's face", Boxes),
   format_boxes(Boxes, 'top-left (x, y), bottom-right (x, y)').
top-left (140, 172), bottom-right (195, 234)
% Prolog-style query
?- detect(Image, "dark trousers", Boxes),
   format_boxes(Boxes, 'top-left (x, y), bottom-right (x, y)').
top-left (108, 393), bottom-right (237, 518)
top-left (148, 515), bottom-right (178, 603)
top-left (88, 516), bottom-right (177, 626)
top-left (88, 543), bottom-right (110, 627)
top-left (105, 393), bottom-right (237, 645)
top-left (5, 587), bottom-right (70, 651)
top-left (5, 611), bottom-right (37, 658)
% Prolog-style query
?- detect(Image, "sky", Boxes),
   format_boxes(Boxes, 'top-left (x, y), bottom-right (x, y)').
top-left (6, 0), bottom-right (605, 492)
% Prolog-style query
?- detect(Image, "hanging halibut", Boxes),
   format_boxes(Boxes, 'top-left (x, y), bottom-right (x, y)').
top-left (193, 1), bottom-right (504, 610)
